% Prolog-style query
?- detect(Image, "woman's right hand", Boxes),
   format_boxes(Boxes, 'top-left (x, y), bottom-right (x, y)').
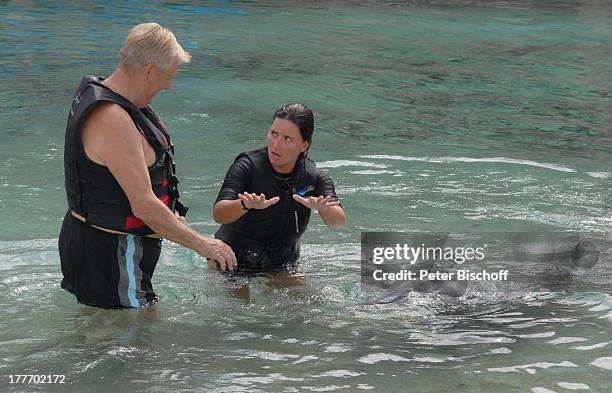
top-left (239, 192), bottom-right (280, 210)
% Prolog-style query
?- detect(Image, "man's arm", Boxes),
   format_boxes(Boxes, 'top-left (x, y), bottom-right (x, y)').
top-left (81, 103), bottom-right (236, 269)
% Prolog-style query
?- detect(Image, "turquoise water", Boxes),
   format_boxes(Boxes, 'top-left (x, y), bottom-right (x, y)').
top-left (1, 1), bottom-right (611, 392)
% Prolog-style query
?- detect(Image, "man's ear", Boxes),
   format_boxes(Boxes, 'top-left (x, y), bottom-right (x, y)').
top-left (144, 63), bottom-right (155, 76)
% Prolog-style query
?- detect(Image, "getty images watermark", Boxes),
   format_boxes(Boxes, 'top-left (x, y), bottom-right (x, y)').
top-left (370, 242), bottom-right (508, 281)
top-left (361, 232), bottom-right (609, 290)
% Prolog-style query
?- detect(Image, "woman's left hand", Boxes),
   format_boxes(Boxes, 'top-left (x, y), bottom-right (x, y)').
top-left (293, 194), bottom-right (340, 211)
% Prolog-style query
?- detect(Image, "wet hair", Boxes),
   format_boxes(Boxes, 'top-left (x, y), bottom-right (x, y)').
top-left (272, 103), bottom-right (314, 148)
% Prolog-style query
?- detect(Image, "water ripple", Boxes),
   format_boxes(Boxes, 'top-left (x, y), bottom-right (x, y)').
top-left (359, 154), bottom-right (577, 173)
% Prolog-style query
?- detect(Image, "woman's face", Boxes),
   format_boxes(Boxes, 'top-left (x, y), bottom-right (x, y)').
top-left (267, 117), bottom-right (310, 174)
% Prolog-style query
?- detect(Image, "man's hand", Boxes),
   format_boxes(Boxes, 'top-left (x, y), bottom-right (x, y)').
top-left (197, 238), bottom-right (237, 271)
top-left (239, 192), bottom-right (280, 210)
top-left (292, 195), bottom-right (340, 211)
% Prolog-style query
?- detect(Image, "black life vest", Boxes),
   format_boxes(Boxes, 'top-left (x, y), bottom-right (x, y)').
top-left (63, 75), bottom-right (187, 236)
top-left (215, 147), bottom-right (319, 252)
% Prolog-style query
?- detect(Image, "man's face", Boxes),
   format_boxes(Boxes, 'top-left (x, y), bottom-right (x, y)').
top-left (145, 63), bottom-right (177, 101)
top-left (154, 63), bottom-right (177, 91)
top-left (267, 117), bottom-right (309, 174)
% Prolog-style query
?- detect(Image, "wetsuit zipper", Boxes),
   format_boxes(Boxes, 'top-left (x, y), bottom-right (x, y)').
top-left (288, 188), bottom-right (298, 234)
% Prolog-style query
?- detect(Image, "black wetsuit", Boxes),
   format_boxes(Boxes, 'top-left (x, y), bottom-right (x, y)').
top-left (215, 147), bottom-right (340, 273)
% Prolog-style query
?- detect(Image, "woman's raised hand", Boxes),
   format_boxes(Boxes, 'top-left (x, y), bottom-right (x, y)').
top-left (292, 194), bottom-right (340, 211)
top-left (239, 192), bottom-right (280, 210)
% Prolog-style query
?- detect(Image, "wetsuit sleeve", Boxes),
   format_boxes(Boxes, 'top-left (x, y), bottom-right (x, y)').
top-left (215, 156), bottom-right (253, 203)
top-left (315, 169), bottom-right (341, 204)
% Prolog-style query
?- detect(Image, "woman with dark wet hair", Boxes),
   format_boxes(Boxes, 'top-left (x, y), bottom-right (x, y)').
top-left (212, 103), bottom-right (346, 274)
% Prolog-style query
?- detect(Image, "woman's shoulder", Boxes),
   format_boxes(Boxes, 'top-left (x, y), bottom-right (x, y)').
top-left (304, 155), bottom-right (323, 175)
top-left (305, 157), bottom-right (335, 184)
top-left (231, 146), bottom-right (268, 172)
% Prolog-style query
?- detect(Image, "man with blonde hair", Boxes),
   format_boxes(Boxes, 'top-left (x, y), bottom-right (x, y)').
top-left (60, 23), bottom-right (236, 309)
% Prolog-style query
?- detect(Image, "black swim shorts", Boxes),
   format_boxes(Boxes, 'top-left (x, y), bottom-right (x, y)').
top-left (59, 211), bottom-right (161, 309)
